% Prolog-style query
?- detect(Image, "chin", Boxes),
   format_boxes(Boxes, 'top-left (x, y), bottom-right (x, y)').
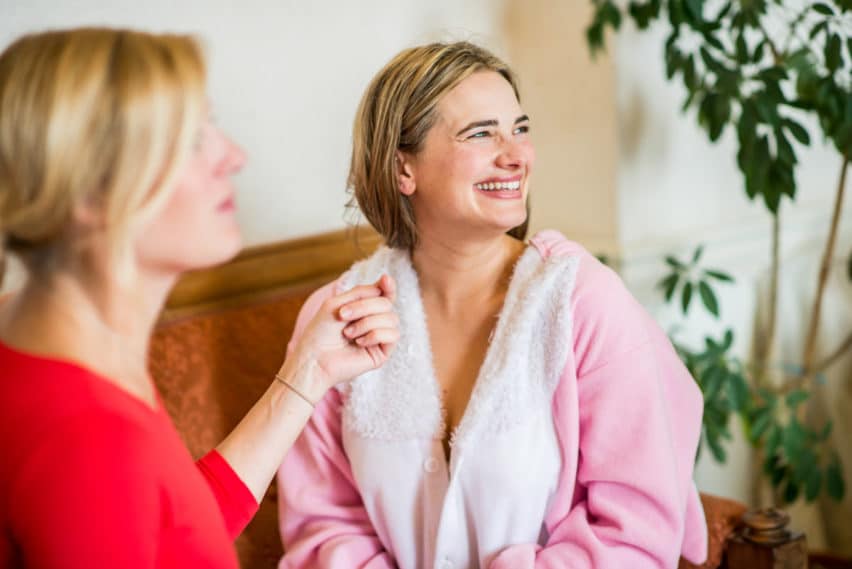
top-left (183, 230), bottom-right (243, 271)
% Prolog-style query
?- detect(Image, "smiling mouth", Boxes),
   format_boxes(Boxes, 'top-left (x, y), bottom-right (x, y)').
top-left (474, 180), bottom-right (521, 192)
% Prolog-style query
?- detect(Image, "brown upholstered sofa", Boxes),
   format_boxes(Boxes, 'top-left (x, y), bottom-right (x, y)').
top-left (148, 229), bottom-right (797, 569)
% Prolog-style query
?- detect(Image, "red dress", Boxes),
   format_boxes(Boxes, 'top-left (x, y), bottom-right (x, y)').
top-left (0, 340), bottom-right (258, 568)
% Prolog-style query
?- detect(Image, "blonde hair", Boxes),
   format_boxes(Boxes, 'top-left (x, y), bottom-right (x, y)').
top-left (348, 41), bottom-right (529, 250)
top-left (0, 27), bottom-right (207, 284)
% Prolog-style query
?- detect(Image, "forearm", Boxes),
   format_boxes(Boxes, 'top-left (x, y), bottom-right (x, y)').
top-left (215, 358), bottom-right (322, 502)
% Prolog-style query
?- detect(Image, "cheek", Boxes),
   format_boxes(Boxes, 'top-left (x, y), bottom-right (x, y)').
top-left (521, 140), bottom-right (536, 170)
top-left (444, 146), bottom-right (489, 186)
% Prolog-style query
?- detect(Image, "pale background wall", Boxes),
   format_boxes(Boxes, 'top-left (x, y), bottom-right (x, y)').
top-left (2, 0), bottom-right (849, 549)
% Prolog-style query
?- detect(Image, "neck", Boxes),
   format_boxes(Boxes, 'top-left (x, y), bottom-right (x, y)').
top-left (0, 263), bottom-right (176, 402)
top-left (411, 231), bottom-right (525, 315)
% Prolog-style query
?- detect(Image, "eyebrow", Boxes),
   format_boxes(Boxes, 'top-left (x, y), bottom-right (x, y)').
top-left (455, 114), bottom-right (530, 136)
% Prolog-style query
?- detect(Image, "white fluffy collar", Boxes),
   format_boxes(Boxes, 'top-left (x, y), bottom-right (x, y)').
top-left (337, 241), bottom-right (578, 450)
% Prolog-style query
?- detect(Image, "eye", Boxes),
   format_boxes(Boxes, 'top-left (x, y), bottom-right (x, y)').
top-left (514, 124), bottom-right (530, 135)
top-left (467, 130), bottom-right (491, 139)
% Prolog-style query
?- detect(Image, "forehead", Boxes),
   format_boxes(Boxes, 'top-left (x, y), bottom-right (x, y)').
top-left (435, 70), bottom-right (522, 128)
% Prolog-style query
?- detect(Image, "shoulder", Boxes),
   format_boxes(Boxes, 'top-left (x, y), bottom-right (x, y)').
top-left (529, 229), bottom-right (633, 310)
top-left (529, 230), bottom-right (652, 375)
top-left (16, 404), bottom-right (162, 488)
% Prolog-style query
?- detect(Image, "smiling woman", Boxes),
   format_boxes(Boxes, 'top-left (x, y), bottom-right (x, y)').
top-left (277, 41), bottom-right (709, 569)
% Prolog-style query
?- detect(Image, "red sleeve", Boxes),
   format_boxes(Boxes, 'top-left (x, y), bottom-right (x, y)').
top-left (196, 450), bottom-right (258, 539)
top-left (8, 412), bottom-right (163, 568)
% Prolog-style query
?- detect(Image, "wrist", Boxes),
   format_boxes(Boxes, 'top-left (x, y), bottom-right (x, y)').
top-left (276, 356), bottom-right (327, 404)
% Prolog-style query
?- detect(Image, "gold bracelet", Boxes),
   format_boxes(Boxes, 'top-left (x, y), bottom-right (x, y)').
top-left (274, 373), bottom-right (316, 408)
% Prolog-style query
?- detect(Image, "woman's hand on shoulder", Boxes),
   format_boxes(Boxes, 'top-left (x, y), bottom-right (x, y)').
top-left (282, 275), bottom-right (399, 401)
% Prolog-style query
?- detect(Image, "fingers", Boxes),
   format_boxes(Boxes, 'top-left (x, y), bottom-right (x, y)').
top-left (352, 326), bottom-right (400, 347)
top-left (339, 296), bottom-right (394, 322)
top-left (324, 283), bottom-right (383, 314)
top-left (343, 312), bottom-right (399, 340)
top-left (334, 275), bottom-right (396, 320)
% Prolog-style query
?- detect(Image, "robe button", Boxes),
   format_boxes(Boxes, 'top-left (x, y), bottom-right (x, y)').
top-left (423, 457), bottom-right (440, 473)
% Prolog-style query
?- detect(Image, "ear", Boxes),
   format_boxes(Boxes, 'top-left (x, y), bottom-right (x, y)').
top-left (71, 193), bottom-right (107, 231)
top-left (396, 150), bottom-right (416, 196)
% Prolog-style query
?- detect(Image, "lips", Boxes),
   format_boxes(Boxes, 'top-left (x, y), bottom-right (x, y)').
top-left (217, 196), bottom-right (235, 212)
top-left (473, 176), bottom-right (524, 199)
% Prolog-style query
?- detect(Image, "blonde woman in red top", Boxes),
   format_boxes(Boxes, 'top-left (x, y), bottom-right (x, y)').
top-left (0, 28), bottom-right (398, 568)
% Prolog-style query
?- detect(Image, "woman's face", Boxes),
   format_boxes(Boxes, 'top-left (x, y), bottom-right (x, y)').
top-left (135, 116), bottom-right (246, 277)
top-left (401, 70), bottom-right (534, 242)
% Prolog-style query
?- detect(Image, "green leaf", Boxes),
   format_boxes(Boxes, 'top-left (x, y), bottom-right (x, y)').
top-left (785, 389), bottom-right (810, 408)
top-left (681, 281), bottom-right (694, 314)
top-left (705, 429), bottom-right (727, 462)
top-left (752, 39), bottom-right (767, 63)
top-left (827, 457), bottom-right (846, 501)
top-left (702, 366), bottom-right (725, 399)
top-left (809, 20), bottom-right (828, 40)
top-left (763, 179), bottom-right (781, 214)
top-left (787, 48), bottom-right (812, 72)
top-left (757, 66), bottom-right (787, 82)
top-left (698, 281), bottom-right (720, 317)
top-left (783, 420), bottom-right (807, 459)
top-left (751, 407), bottom-right (773, 440)
top-left (692, 244), bottom-right (705, 263)
top-left (658, 273), bottom-right (680, 302)
top-left (665, 255), bottom-right (685, 269)
top-left (812, 2), bottom-right (834, 15)
top-left (735, 33), bottom-right (748, 64)
top-left (826, 34), bottom-right (842, 72)
top-left (775, 129), bottom-right (796, 168)
top-left (727, 373), bottom-right (750, 411)
top-left (771, 463), bottom-right (787, 487)
top-left (766, 425), bottom-right (782, 456)
top-left (628, 1), bottom-right (661, 29)
top-left (805, 468), bottom-right (823, 501)
top-left (782, 478), bottom-right (800, 503)
top-left (704, 269), bottom-right (734, 282)
top-left (722, 328), bottom-right (733, 349)
top-left (683, 55), bottom-right (697, 90)
top-left (685, 0), bottom-right (704, 22)
top-left (586, 23), bottom-right (605, 54)
top-left (784, 118), bottom-right (811, 145)
top-left (699, 47), bottom-right (721, 73)
top-left (600, 1), bottom-right (623, 29)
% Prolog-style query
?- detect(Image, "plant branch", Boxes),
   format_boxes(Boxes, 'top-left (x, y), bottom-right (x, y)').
top-left (799, 155), bottom-right (850, 382)
top-left (781, 3), bottom-right (811, 56)
top-left (757, 19), bottom-right (782, 63)
top-left (754, 214), bottom-right (781, 386)
top-left (814, 331), bottom-right (852, 375)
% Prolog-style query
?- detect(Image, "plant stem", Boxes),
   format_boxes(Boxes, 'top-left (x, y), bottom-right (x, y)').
top-left (799, 156), bottom-right (850, 383)
top-left (756, 19), bottom-right (782, 63)
top-left (814, 331), bottom-right (852, 374)
top-left (755, 214), bottom-right (781, 387)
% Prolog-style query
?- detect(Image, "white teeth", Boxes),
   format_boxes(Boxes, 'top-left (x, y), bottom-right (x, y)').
top-left (476, 181), bottom-right (521, 191)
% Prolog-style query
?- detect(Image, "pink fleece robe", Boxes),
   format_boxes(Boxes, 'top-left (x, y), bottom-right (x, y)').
top-left (277, 230), bottom-right (708, 568)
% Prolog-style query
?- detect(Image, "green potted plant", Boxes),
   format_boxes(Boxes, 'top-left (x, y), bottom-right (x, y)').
top-left (585, 0), bottom-right (850, 505)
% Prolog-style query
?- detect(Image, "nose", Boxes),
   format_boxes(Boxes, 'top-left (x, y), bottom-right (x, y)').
top-left (495, 136), bottom-right (528, 171)
top-left (218, 135), bottom-right (247, 175)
